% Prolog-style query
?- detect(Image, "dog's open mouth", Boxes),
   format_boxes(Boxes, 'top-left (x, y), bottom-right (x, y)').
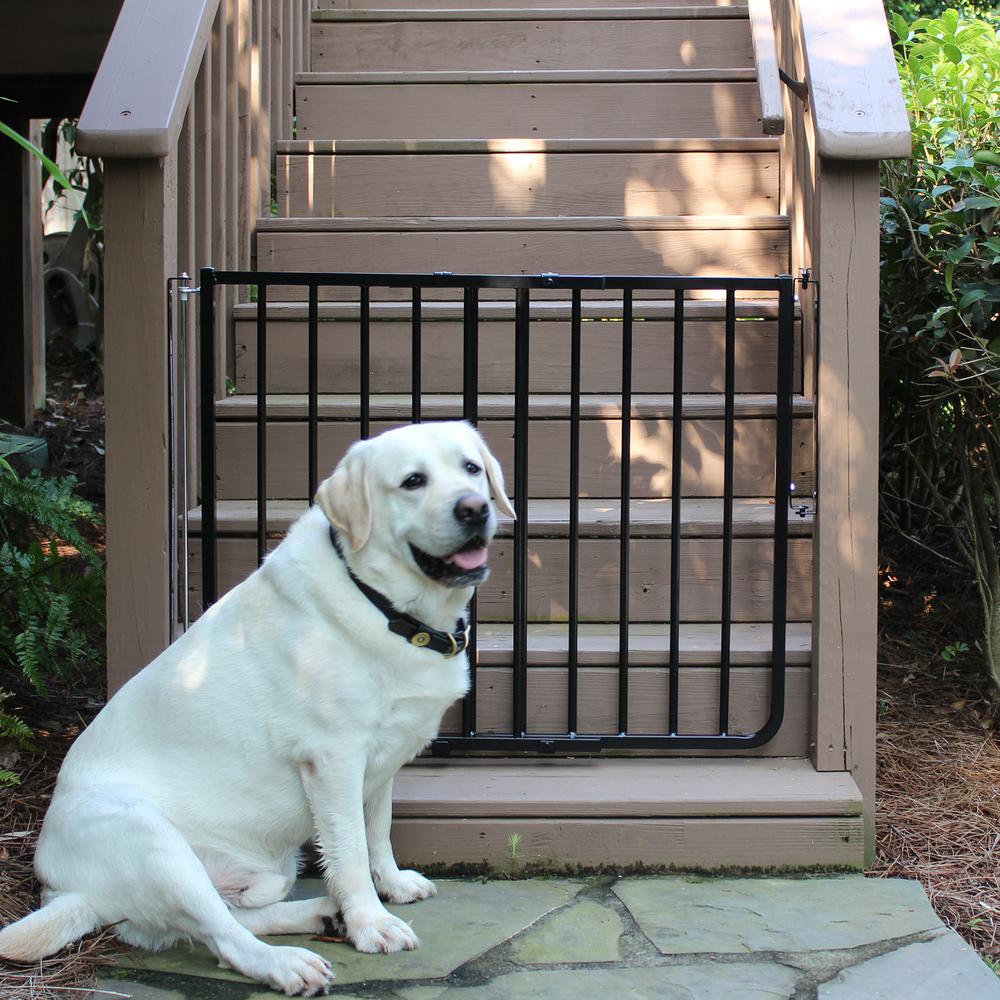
top-left (410, 536), bottom-right (489, 585)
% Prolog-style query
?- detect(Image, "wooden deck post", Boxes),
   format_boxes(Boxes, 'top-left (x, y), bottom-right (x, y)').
top-left (810, 158), bottom-right (880, 861)
top-left (102, 157), bottom-right (177, 693)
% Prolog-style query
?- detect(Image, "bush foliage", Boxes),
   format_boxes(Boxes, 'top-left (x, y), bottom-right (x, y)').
top-left (0, 455), bottom-right (104, 782)
top-left (880, 9), bottom-right (1000, 684)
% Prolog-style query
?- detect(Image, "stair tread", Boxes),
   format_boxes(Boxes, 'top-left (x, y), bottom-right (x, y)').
top-left (316, 6), bottom-right (750, 23)
top-left (473, 621), bottom-right (812, 666)
top-left (274, 137), bottom-right (780, 154)
top-left (214, 391), bottom-right (812, 419)
top-left (187, 496), bottom-right (813, 537)
top-left (257, 214), bottom-right (788, 233)
top-left (231, 297), bottom-right (791, 319)
top-left (394, 757), bottom-right (860, 818)
top-left (298, 68), bottom-right (756, 85)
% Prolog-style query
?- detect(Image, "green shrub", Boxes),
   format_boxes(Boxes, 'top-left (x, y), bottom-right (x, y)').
top-left (880, 9), bottom-right (1000, 685)
top-left (0, 454), bottom-right (105, 777)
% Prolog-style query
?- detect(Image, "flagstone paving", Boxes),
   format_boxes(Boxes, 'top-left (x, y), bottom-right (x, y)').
top-left (101, 874), bottom-right (1000, 1000)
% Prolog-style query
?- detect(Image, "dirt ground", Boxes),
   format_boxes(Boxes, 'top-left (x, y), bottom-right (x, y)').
top-left (2, 351), bottom-right (1000, 993)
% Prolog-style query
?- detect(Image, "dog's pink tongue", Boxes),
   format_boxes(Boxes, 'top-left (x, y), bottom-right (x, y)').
top-left (448, 546), bottom-right (489, 570)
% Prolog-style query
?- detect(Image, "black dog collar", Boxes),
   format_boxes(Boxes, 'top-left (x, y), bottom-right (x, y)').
top-left (328, 526), bottom-right (471, 658)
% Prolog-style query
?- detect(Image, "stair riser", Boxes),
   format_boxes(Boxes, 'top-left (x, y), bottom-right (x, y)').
top-left (296, 82), bottom-right (762, 141)
top-left (392, 817), bottom-right (865, 871)
top-left (212, 417), bottom-right (813, 499)
top-left (257, 230), bottom-right (790, 301)
top-left (187, 536), bottom-right (812, 621)
top-left (312, 19), bottom-right (752, 73)
top-left (438, 665), bottom-right (809, 755)
top-left (234, 318), bottom-right (800, 394)
top-left (277, 151), bottom-right (779, 219)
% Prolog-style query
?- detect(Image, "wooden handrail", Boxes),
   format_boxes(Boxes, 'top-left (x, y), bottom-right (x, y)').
top-left (77, 0), bottom-right (221, 158)
top-left (796, 0), bottom-right (911, 159)
top-left (747, 0), bottom-right (785, 136)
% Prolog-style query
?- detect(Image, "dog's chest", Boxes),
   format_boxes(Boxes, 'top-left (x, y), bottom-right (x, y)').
top-left (364, 664), bottom-right (465, 783)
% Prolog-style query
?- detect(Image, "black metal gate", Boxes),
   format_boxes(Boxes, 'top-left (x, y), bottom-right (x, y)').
top-left (196, 269), bottom-right (797, 752)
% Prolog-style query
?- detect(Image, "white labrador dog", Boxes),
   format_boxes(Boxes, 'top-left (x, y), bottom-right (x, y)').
top-left (0, 421), bottom-right (514, 997)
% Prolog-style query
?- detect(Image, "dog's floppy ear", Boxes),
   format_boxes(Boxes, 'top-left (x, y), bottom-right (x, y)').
top-left (473, 430), bottom-right (516, 520)
top-left (316, 440), bottom-right (373, 551)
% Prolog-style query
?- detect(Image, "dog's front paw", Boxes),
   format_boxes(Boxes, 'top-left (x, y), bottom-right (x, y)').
top-left (374, 868), bottom-right (437, 905)
top-left (262, 945), bottom-right (335, 997)
top-left (346, 907), bottom-right (420, 953)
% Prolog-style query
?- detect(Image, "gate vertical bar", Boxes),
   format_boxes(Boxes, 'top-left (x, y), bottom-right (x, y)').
top-left (769, 276), bottom-right (795, 733)
top-left (256, 281), bottom-right (268, 566)
top-left (307, 283), bottom-right (319, 504)
top-left (462, 285), bottom-right (479, 738)
top-left (719, 288), bottom-right (736, 733)
top-left (618, 289), bottom-right (633, 734)
top-left (360, 285), bottom-right (370, 440)
top-left (568, 289), bottom-right (581, 735)
top-left (411, 287), bottom-right (421, 424)
top-left (669, 289), bottom-right (684, 734)
top-left (199, 267), bottom-right (218, 609)
top-left (513, 287), bottom-right (530, 738)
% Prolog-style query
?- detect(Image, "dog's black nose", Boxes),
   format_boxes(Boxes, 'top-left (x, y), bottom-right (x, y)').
top-left (454, 493), bottom-right (489, 527)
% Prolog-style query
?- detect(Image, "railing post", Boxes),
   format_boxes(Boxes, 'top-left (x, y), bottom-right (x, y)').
top-left (103, 157), bottom-right (177, 694)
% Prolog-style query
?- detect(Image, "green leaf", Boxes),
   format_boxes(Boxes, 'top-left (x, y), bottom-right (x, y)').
top-left (974, 150), bottom-right (1000, 168)
top-left (958, 288), bottom-right (990, 310)
top-left (943, 42), bottom-right (963, 65)
top-left (0, 121), bottom-right (73, 191)
top-left (953, 196), bottom-right (1000, 211)
top-left (932, 184), bottom-right (955, 197)
top-left (945, 261), bottom-right (955, 295)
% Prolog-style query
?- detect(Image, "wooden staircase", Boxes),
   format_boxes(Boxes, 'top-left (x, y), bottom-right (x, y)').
top-left (189, 0), bottom-right (863, 869)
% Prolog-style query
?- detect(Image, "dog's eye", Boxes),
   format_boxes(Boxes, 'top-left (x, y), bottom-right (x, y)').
top-left (464, 461), bottom-right (482, 476)
top-left (400, 472), bottom-right (427, 490)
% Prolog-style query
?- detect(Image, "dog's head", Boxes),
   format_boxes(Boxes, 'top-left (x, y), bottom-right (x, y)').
top-left (316, 421), bottom-right (515, 590)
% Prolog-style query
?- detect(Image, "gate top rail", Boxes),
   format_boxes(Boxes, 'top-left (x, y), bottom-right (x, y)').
top-left (210, 269), bottom-right (793, 292)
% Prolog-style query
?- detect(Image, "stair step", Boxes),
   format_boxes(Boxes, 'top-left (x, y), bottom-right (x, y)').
top-left (274, 137), bottom-right (781, 153)
top-left (191, 532), bottom-right (812, 623)
top-left (315, 0), bottom-right (746, 10)
top-left (439, 664), bottom-right (810, 753)
top-left (212, 406), bottom-right (813, 499)
top-left (389, 758), bottom-right (865, 869)
top-left (257, 230), bottom-right (790, 301)
top-left (394, 758), bottom-right (859, 818)
top-left (214, 391), bottom-right (812, 420)
top-left (473, 621), bottom-right (812, 665)
top-left (234, 302), bottom-right (798, 396)
top-left (232, 297), bottom-right (787, 320)
top-left (257, 214), bottom-right (786, 232)
top-left (187, 497), bottom-right (813, 537)
top-left (299, 69), bottom-right (757, 84)
top-left (313, 10), bottom-right (751, 76)
top-left (295, 79), bottom-right (762, 141)
top-left (276, 147), bottom-right (778, 218)
top-left (316, 6), bottom-right (750, 22)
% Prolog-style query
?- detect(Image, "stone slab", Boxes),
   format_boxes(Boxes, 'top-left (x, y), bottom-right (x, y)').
top-left (117, 878), bottom-right (579, 987)
top-left (819, 929), bottom-right (1000, 999)
top-left (436, 965), bottom-right (799, 999)
top-left (510, 898), bottom-right (626, 964)
top-left (614, 875), bottom-right (941, 954)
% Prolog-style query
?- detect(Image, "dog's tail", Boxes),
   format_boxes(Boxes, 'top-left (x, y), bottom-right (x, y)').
top-left (0, 892), bottom-right (101, 961)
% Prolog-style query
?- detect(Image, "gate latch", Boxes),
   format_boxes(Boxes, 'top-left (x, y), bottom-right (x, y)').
top-left (788, 481), bottom-right (816, 519)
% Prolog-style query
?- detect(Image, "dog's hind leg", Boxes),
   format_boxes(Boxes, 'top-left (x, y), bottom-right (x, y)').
top-left (230, 897), bottom-right (343, 937)
top-left (35, 790), bottom-right (335, 997)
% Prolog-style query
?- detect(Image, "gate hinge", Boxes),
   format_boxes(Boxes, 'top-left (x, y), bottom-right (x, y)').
top-left (789, 481), bottom-right (816, 519)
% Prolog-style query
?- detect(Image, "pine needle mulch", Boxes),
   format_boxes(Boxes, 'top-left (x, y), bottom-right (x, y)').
top-left (0, 702), bottom-right (121, 1000)
top-left (868, 566), bottom-right (1000, 969)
